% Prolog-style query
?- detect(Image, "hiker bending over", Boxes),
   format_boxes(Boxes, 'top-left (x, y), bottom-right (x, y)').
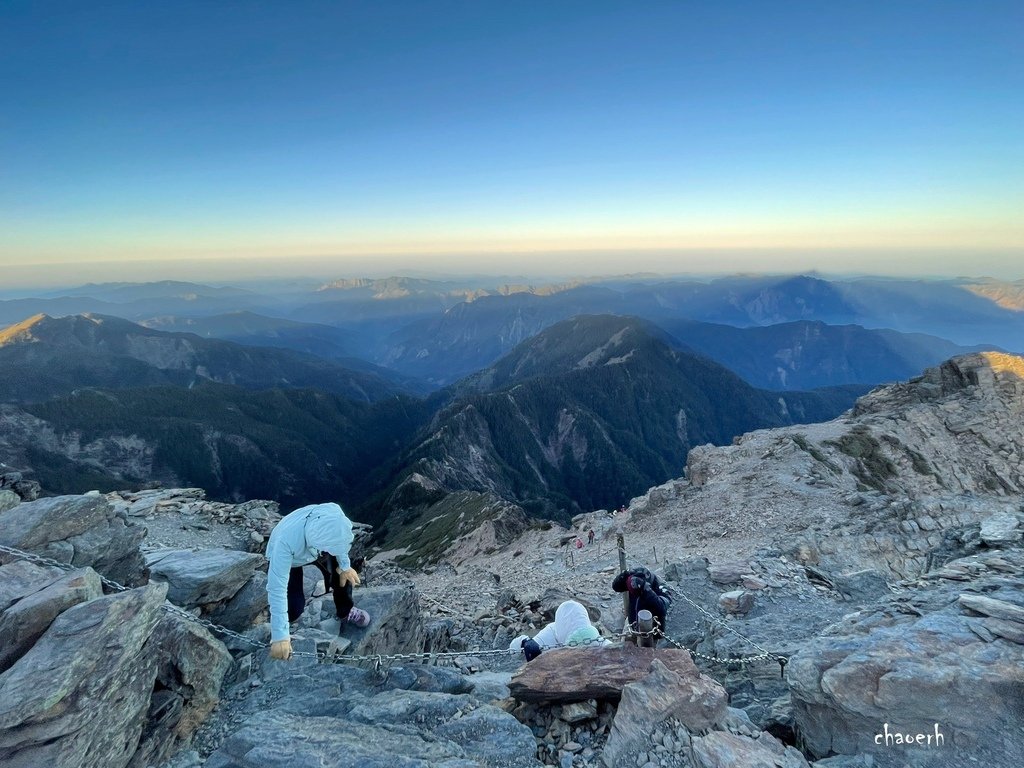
top-left (612, 566), bottom-right (671, 636)
top-left (266, 502), bottom-right (370, 661)
top-left (509, 600), bottom-right (609, 662)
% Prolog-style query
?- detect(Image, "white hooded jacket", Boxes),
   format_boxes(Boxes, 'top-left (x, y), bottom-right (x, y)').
top-left (266, 502), bottom-right (354, 642)
top-left (509, 600), bottom-right (606, 654)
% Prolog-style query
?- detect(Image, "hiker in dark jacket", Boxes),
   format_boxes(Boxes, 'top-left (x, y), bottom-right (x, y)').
top-left (612, 566), bottom-right (672, 634)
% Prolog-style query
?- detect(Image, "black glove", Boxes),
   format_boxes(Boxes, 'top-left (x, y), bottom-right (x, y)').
top-left (522, 638), bottom-right (543, 662)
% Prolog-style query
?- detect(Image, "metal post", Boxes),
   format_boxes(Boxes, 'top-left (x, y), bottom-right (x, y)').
top-left (637, 610), bottom-right (655, 648)
top-left (617, 533), bottom-right (631, 640)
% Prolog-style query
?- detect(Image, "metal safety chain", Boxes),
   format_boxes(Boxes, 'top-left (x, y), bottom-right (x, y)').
top-left (0, 543), bottom-right (269, 651)
top-left (0, 540), bottom-right (787, 673)
top-left (617, 542), bottom-right (787, 668)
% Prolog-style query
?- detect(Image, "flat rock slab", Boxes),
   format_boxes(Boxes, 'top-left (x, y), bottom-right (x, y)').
top-left (0, 583), bottom-right (167, 768)
top-left (691, 730), bottom-right (809, 768)
top-left (959, 593), bottom-right (1024, 624)
top-left (0, 560), bottom-right (66, 612)
top-left (0, 566), bottom-right (102, 673)
top-left (146, 549), bottom-right (262, 608)
top-left (509, 645), bottom-right (699, 703)
top-left (0, 494), bottom-right (146, 587)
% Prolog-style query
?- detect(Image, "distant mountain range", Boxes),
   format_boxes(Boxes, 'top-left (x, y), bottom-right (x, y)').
top-left (0, 313), bottom-right (863, 525)
top-left (656, 319), bottom-right (990, 391)
top-left (362, 316), bottom-right (867, 526)
top-left (5, 275), bottom-right (1022, 354)
top-left (141, 311), bottom-right (356, 359)
top-left (0, 313), bottom-right (417, 403)
top-left (1, 272), bottom-right (1019, 540)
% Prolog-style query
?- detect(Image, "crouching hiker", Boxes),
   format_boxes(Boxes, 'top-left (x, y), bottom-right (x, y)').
top-left (612, 566), bottom-right (671, 640)
top-left (266, 502), bottom-right (370, 661)
top-left (509, 600), bottom-right (610, 662)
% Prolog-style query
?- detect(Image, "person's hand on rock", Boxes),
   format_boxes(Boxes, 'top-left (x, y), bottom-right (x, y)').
top-left (337, 567), bottom-right (361, 588)
top-left (270, 639), bottom-right (292, 660)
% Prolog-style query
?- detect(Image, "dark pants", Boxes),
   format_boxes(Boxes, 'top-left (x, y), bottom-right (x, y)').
top-left (629, 592), bottom-right (670, 632)
top-left (286, 554), bottom-right (356, 624)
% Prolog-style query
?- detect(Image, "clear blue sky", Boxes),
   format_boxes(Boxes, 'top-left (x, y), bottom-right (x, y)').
top-left (2, 1), bottom-right (1022, 285)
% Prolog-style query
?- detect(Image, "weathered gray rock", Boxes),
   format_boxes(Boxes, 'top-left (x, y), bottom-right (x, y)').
top-left (602, 658), bottom-right (727, 768)
top-left (0, 559), bottom-right (64, 612)
top-left (347, 689), bottom-right (469, 728)
top-left (0, 565), bottom-right (102, 672)
top-left (129, 611), bottom-right (232, 768)
top-left (510, 646), bottom-right (707, 703)
top-left (433, 706), bottom-right (539, 767)
top-left (467, 671), bottom-right (512, 703)
top-left (0, 472), bottom-right (40, 502)
top-left (560, 700), bottom-right (598, 724)
top-left (709, 562), bottom-right (750, 586)
top-left (205, 712), bottom-right (469, 768)
top-left (204, 701), bottom-right (540, 768)
top-left (958, 593), bottom-right (1024, 624)
top-left (206, 571), bottom-right (268, 632)
top-left (981, 512), bottom-right (1021, 546)
top-left (788, 553), bottom-right (1024, 762)
top-left (0, 583), bottom-right (167, 768)
top-left (833, 569), bottom-right (889, 601)
top-left (664, 557), bottom-right (709, 581)
top-left (327, 584), bottom-right (425, 658)
top-left (0, 494), bottom-right (146, 586)
top-left (742, 575), bottom-right (768, 590)
top-left (691, 730), bottom-right (810, 768)
top-left (146, 549), bottom-right (262, 608)
top-left (0, 490), bottom-right (19, 513)
top-left (718, 590), bottom-right (754, 615)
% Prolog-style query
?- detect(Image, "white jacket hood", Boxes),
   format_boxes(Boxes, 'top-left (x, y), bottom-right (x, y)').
top-left (304, 504), bottom-right (354, 562)
top-left (553, 600), bottom-right (592, 644)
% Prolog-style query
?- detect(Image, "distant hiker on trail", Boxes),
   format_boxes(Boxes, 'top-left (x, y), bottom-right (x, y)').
top-left (587, 529), bottom-right (595, 545)
top-left (613, 566), bottom-right (671, 637)
top-left (265, 502), bottom-right (370, 661)
top-left (574, 537), bottom-right (584, 549)
top-left (509, 600), bottom-right (609, 662)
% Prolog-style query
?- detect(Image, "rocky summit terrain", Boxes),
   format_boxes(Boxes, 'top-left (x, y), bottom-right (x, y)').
top-left (0, 351), bottom-right (1022, 768)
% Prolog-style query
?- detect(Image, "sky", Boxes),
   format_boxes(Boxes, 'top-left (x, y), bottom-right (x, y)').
top-left (2, 1), bottom-right (1022, 287)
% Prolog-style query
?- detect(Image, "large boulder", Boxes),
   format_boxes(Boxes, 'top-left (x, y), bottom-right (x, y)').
top-left (709, 562), bottom-right (751, 586)
top-left (691, 730), bottom-right (810, 768)
top-left (146, 549), bottom-right (262, 608)
top-left (205, 661), bottom-right (538, 768)
top-left (205, 708), bottom-right (540, 768)
top-left (980, 512), bottom-right (1021, 546)
top-left (0, 559), bottom-right (64, 611)
top-left (0, 472), bottom-right (40, 502)
top-left (206, 571), bottom-right (268, 633)
top-left (319, 584), bottom-right (425, 658)
top-left (0, 583), bottom-right (167, 768)
top-left (0, 563), bottom-right (102, 672)
top-left (509, 645), bottom-right (709, 703)
top-left (602, 658), bottom-right (728, 767)
top-left (0, 494), bottom-right (146, 587)
top-left (129, 612), bottom-right (232, 768)
top-left (788, 550), bottom-right (1024, 764)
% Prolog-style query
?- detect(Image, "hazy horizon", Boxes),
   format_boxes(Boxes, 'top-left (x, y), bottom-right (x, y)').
top-left (2, 251), bottom-right (1023, 298)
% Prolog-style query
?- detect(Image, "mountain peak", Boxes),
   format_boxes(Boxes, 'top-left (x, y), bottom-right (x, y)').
top-left (0, 313), bottom-right (144, 347)
top-left (853, 351), bottom-right (1024, 417)
top-left (454, 314), bottom-right (672, 394)
top-left (0, 313), bottom-right (52, 344)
